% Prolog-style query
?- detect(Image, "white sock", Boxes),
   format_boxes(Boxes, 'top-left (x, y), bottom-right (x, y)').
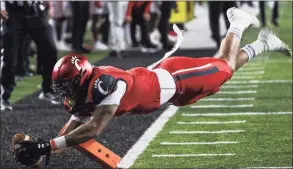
top-left (226, 22), bottom-right (246, 40)
top-left (241, 40), bottom-right (269, 60)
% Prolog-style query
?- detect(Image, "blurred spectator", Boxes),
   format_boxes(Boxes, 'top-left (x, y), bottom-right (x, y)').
top-left (106, 1), bottom-right (128, 58)
top-left (126, 1), bottom-right (159, 53)
top-left (15, 35), bottom-right (34, 80)
top-left (158, 1), bottom-right (177, 50)
top-left (208, 1), bottom-right (237, 48)
top-left (49, 1), bottom-right (71, 51)
top-left (71, 1), bottom-right (90, 54)
top-left (259, 1), bottom-right (279, 27)
top-left (240, 1), bottom-right (254, 7)
top-left (90, 1), bottom-right (108, 51)
top-left (99, 7), bottom-right (110, 46)
top-left (0, 1), bottom-right (58, 110)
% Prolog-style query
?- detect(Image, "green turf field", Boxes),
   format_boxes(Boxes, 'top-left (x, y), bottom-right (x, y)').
top-left (132, 2), bottom-right (292, 168)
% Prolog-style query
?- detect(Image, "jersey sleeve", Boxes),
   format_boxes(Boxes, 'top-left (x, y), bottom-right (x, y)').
top-left (97, 80), bottom-right (127, 107)
top-left (91, 74), bottom-right (124, 106)
top-left (70, 114), bottom-right (90, 123)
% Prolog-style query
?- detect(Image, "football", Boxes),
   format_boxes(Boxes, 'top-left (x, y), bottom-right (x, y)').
top-left (12, 133), bottom-right (43, 168)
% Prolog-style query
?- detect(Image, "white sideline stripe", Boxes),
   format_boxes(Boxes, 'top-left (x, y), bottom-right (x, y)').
top-left (221, 85), bottom-right (258, 88)
top-left (218, 91), bottom-right (257, 94)
top-left (235, 71), bottom-right (264, 75)
top-left (191, 104), bottom-right (253, 108)
top-left (160, 141), bottom-right (238, 145)
top-left (239, 67), bottom-right (264, 71)
top-left (152, 153), bottom-right (235, 157)
top-left (226, 80), bottom-right (292, 84)
top-left (246, 167), bottom-right (293, 169)
top-left (200, 98), bottom-right (255, 101)
top-left (231, 76), bottom-right (262, 79)
top-left (182, 112), bottom-right (293, 117)
top-left (118, 106), bottom-right (179, 168)
top-left (169, 130), bottom-right (245, 134)
top-left (177, 120), bottom-right (247, 124)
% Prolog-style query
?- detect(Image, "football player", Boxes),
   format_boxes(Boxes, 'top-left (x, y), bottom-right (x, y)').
top-left (14, 7), bottom-right (291, 164)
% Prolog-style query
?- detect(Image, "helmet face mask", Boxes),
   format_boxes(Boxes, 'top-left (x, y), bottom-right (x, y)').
top-left (53, 71), bottom-right (83, 108)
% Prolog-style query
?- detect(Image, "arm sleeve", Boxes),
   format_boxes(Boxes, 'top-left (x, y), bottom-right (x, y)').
top-left (125, 1), bottom-right (135, 17)
top-left (97, 80), bottom-right (126, 107)
top-left (1, 1), bottom-right (5, 10)
top-left (144, 1), bottom-right (152, 14)
top-left (70, 115), bottom-right (90, 123)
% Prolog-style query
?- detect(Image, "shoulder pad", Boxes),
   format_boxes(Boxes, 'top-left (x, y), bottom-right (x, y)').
top-left (91, 74), bottom-right (117, 105)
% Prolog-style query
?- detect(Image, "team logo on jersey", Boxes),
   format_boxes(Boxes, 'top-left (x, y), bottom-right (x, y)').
top-left (94, 79), bottom-right (109, 95)
top-left (71, 56), bottom-right (81, 71)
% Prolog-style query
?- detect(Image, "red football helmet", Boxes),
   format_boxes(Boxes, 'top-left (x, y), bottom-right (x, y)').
top-left (52, 54), bottom-right (93, 107)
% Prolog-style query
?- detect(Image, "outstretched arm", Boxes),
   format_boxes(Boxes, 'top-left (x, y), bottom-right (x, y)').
top-left (50, 105), bottom-right (118, 151)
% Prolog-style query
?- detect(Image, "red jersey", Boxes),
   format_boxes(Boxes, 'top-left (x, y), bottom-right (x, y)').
top-left (68, 66), bottom-right (161, 117)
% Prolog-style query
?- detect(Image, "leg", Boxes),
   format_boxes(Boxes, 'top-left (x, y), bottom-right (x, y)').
top-left (272, 1), bottom-right (279, 26)
top-left (216, 7), bottom-right (260, 72)
top-left (208, 1), bottom-right (221, 48)
top-left (130, 17), bottom-right (138, 46)
top-left (28, 17), bottom-right (58, 94)
top-left (236, 28), bottom-right (292, 71)
top-left (91, 14), bottom-right (99, 42)
top-left (259, 1), bottom-right (266, 26)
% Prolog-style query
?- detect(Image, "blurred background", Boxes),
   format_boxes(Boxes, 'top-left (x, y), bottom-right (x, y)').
top-left (0, 1), bottom-right (287, 103)
top-left (0, 1), bottom-right (292, 168)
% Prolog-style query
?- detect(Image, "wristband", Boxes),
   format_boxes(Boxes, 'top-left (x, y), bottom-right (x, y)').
top-left (50, 136), bottom-right (67, 150)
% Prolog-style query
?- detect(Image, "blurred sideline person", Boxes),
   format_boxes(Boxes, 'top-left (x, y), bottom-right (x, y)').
top-left (125, 1), bottom-right (159, 53)
top-left (71, 1), bottom-right (90, 54)
top-left (208, 1), bottom-right (237, 48)
top-left (89, 1), bottom-right (109, 51)
top-left (106, 1), bottom-right (128, 58)
top-left (259, 1), bottom-right (279, 27)
top-left (12, 8), bottom-right (292, 166)
top-left (0, 1), bottom-right (59, 111)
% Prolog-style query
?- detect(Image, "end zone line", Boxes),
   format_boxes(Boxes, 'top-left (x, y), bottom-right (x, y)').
top-left (160, 141), bottom-right (238, 145)
top-left (152, 153), bottom-right (235, 157)
top-left (177, 120), bottom-right (246, 124)
top-left (232, 76), bottom-right (262, 80)
top-left (221, 85), bottom-right (258, 88)
top-left (246, 167), bottom-right (293, 169)
top-left (191, 104), bottom-right (253, 108)
top-left (226, 80), bottom-right (292, 84)
top-left (182, 112), bottom-right (292, 117)
top-left (118, 105), bottom-right (179, 168)
top-left (218, 91), bottom-right (257, 94)
top-left (200, 98), bottom-right (255, 101)
top-left (235, 71), bottom-right (265, 75)
top-left (239, 67), bottom-right (264, 71)
top-left (169, 130), bottom-right (245, 134)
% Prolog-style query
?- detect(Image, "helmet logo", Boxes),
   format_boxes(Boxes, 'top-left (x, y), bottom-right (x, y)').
top-left (71, 56), bottom-right (81, 71)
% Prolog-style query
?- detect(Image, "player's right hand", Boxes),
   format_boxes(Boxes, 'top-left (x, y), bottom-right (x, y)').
top-left (0, 10), bottom-right (8, 20)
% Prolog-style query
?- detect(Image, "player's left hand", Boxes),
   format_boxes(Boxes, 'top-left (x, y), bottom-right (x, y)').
top-left (15, 139), bottom-right (52, 159)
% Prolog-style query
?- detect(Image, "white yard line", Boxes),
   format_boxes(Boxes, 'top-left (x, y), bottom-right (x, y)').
top-left (152, 153), bottom-right (235, 157)
top-left (169, 130), bottom-right (245, 134)
top-left (118, 106), bottom-right (179, 168)
top-left (221, 85), bottom-right (258, 88)
top-left (182, 112), bottom-right (292, 117)
top-left (246, 167), bottom-right (293, 169)
top-left (177, 120), bottom-right (246, 124)
top-left (235, 71), bottom-right (265, 75)
top-left (218, 91), bottom-right (257, 94)
top-left (226, 80), bottom-right (292, 84)
top-left (191, 104), bottom-right (253, 108)
top-left (239, 67), bottom-right (264, 71)
top-left (231, 76), bottom-right (262, 80)
top-left (160, 141), bottom-right (238, 145)
top-left (200, 98), bottom-right (255, 101)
